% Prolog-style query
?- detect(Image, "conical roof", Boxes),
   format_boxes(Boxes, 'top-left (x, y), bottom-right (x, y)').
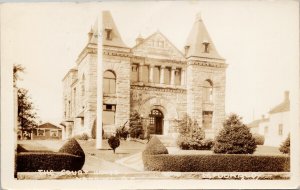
top-left (102, 11), bottom-right (128, 48)
top-left (185, 13), bottom-right (223, 60)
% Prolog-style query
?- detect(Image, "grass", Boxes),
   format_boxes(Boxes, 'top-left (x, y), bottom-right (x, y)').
top-left (78, 139), bottom-right (147, 162)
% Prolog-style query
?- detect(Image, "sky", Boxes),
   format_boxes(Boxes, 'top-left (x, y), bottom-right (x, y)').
top-left (1, 1), bottom-right (299, 125)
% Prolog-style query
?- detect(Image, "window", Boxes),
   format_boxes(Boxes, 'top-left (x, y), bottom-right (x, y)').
top-left (103, 71), bottom-right (116, 94)
top-left (175, 68), bottom-right (181, 85)
top-left (105, 28), bottom-right (112, 40)
top-left (37, 129), bottom-right (45, 136)
top-left (81, 118), bottom-right (84, 128)
top-left (164, 67), bottom-right (171, 84)
top-left (203, 41), bottom-right (210, 53)
top-left (203, 80), bottom-right (213, 103)
top-left (278, 124), bottom-right (283, 135)
top-left (202, 111), bottom-right (213, 129)
top-left (73, 88), bottom-right (76, 113)
top-left (50, 130), bottom-right (58, 137)
top-left (153, 66), bottom-right (160, 83)
top-left (103, 104), bottom-right (116, 125)
top-left (131, 64), bottom-right (138, 82)
top-left (264, 126), bottom-right (268, 134)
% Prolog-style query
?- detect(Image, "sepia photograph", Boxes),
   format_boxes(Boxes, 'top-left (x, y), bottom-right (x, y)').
top-left (1, 1), bottom-right (299, 189)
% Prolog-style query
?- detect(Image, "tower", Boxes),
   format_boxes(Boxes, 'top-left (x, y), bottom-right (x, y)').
top-left (185, 13), bottom-right (227, 138)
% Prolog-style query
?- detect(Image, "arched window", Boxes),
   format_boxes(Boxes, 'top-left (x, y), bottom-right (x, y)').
top-left (81, 74), bottom-right (85, 97)
top-left (103, 70), bottom-right (116, 94)
top-left (203, 79), bottom-right (213, 103)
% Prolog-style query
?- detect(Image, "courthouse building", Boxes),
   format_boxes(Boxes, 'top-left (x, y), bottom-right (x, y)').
top-left (62, 11), bottom-right (227, 138)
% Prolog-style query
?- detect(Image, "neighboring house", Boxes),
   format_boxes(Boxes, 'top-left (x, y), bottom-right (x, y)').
top-left (249, 91), bottom-right (290, 147)
top-left (32, 122), bottom-right (63, 140)
top-left (61, 11), bottom-right (227, 139)
top-left (248, 115), bottom-right (269, 135)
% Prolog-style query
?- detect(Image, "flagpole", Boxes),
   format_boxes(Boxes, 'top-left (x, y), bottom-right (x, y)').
top-left (96, 14), bottom-right (103, 149)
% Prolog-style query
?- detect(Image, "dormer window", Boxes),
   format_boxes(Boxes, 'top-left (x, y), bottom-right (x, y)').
top-left (105, 27), bottom-right (112, 40)
top-left (203, 41), bottom-right (210, 53)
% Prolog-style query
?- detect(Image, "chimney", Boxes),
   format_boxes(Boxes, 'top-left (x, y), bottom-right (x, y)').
top-left (284, 91), bottom-right (289, 102)
top-left (136, 34), bottom-right (144, 45)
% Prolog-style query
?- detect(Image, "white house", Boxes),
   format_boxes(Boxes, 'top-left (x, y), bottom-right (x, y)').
top-left (249, 91), bottom-right (290, 147)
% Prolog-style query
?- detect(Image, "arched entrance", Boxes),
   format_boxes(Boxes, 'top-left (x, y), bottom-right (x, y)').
top-left (149, 109), bottom-right (164, 135)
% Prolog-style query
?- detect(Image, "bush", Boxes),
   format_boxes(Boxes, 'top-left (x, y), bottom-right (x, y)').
top-left (91, 120), bottom-right (105, 139)
top-left (176, 114), bottom-right (209, 150)
top-left (116, 126), bottom-right (129, 140)
top-left (17, 152), bottom-right (84, 172)
top-left (279, 135), bottom-right (290, 154)
top-left (253, 133), bottom-right (265, 145)
top-left (108, 136), bottom-right (120, 154)
top-left (59, 138), bottom-right (85, 159)
top-left (143, 154), bottom-right (290, 172)
top-left (143, 136), bottom-right (168, 155)
top-left (17, 138), bottom-right (85, 172)
top-left (74, 133), bottom-right (89, 140)
top-left (213, 114), bottom-right (257, 154)
top-left (129, 111), bottom-right (144, 138)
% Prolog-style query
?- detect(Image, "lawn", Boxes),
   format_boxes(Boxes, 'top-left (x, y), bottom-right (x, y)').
top-left (78, 139), bottom-right (147, 162)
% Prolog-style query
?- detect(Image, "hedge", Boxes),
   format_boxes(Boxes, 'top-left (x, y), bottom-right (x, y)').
top-left (143, 154), bottom-right (290, 172)
top-left (143, 136), bottom-right (290, 172)
top-left (17, 152), bottom-right (84, 172)
top-left (17, 138), bottom-right (85, 172)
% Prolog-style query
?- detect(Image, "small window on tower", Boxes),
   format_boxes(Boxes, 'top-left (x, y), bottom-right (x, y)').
top-left (105, 28), bottom-right (112, 40)
top-left (203, 41), bottom-right (210, 53)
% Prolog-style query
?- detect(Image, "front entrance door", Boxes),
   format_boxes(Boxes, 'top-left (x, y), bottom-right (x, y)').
top-left (149, 109), bottom-right (164, 135)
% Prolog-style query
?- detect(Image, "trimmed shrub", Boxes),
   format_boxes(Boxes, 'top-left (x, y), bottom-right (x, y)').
top-left (108, 136), bottom-right (120, 154)
top-left (279, 135), bottom-right (290, 154)
top-left (143, 154), bottom-right (290, 172)
top-left (143, 136), bottom-right (168, 155)
top-left (17, 144), bottom-right (28, 153)
top-left (59, 138), bottom-right (85, 159)
top-left (253, 133), bottom-right (265, 145)
top-left (74, 133), bottom-right (89, 140)
top-left (17, 152), bottom-right (84, 172)
top-left (213, 114), bottom-right (257, 154)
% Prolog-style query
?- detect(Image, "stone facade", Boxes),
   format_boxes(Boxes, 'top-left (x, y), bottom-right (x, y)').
top-left (61, 11), bottom-right (227, 139)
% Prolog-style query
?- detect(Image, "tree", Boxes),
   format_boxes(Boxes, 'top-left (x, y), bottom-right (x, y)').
top-left (129, 110), bottom-right (144, 138)
top-left (213, 114), bottom-right (257, 154)
top-left (13, 64), bottom-right (25, 87)
top-left (108, 135), bottom-right (120, 154)
top-left (17, 88), bottom-right (38, 138)
top-left (279, 134), bottom-right (290, 154)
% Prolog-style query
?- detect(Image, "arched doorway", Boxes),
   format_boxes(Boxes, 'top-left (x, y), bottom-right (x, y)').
top-left (149, 109), bottom-right (164, 135)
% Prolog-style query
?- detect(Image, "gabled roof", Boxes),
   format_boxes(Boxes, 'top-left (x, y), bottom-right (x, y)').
top-left (132, 31), bottom-right (186, 61)
top-left (102, 11), bottom-right (128, 48)
top-left (185, 13), bottom-right (223, 60)
top-left (248, 117), bottom-right (269, 128)
top-left (36, 122), bottom-right (62, 130)
top-left (269, 91), bottom-right (290, 114)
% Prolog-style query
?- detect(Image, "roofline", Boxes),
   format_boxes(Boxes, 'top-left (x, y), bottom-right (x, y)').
top-left (62, 68), bottom-right (78, 81)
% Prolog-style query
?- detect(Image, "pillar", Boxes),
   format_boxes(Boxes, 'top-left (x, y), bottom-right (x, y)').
top-left (160, 65), bottom-right (165, 84)
top-left (149, 64), bottom-right (154, 83)
top-left (138, 63), bottom-right (144, 82)
top-left (181, 68), bottom-right (186, 86)
top-left (171, 66), bottom-right (176, 85)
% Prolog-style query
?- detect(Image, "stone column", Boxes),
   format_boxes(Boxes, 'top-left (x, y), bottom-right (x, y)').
top-left (171, 66), bottom-right (176, 85)
top-left (149, 64), bottom-right (154, 83)
top-left (181, 68), bottom-right (186, 86)
top-left (160, 65), bottom-right (165, 84)
top-left (138, 63), bottom-right (144, 82)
